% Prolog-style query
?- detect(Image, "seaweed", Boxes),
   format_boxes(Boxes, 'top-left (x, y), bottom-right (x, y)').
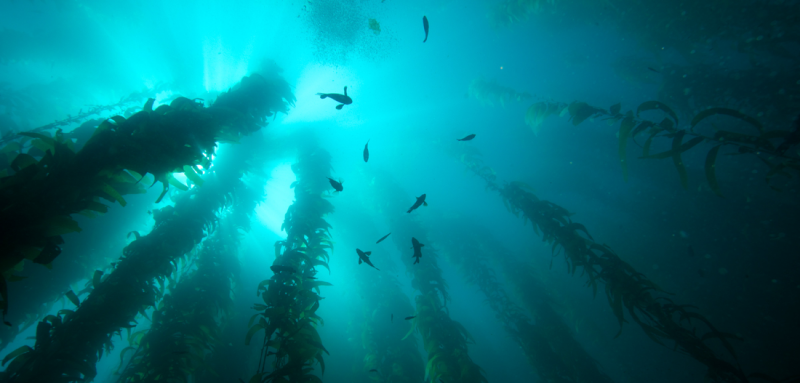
top-left (0, 71), bottom-right (291, 382)
top-left (246, 143), bottom-right (334, 383)
top-left (368, 170), bottom-right (487, 383)
top-left (431, 218), bottom-right (615, 383)
top-left (468, 78), bottom-right (532, 107)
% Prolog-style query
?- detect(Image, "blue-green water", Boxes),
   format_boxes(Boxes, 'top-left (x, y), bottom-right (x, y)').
top-left (1, 1), bottom-right (798, 382)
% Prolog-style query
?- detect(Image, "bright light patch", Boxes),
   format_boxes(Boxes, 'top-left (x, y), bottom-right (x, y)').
top-left (281, 63), bottom-right (362, 125)
top-left (256, 163), bottom-right (297, 236)
top-left (202, 37), bottom-right (252, 92)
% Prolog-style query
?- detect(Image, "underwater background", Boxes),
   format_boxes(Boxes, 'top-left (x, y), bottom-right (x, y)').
top-left (0, 0), bottom-right (798, 382)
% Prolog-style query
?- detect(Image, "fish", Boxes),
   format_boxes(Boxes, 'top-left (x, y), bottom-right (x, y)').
top-left (369, 369), bottom-right (378, 373)
top-left (270, 265), bottom-right (297, 274)
top-left (647, 66), bottom-right (661, 73)
top-left (422, 16), bottom-right (429, 42)
top-left (457, 134), bottom-right (476, 141)
top-left (363, 140), bottom-right (370, 162)
top-left (391, 314), bottom-right (393, 322)
top-left (376, 232), bottom-right (392, 244)
top-left (404, 316), bottom-right (416, 320)
top-left (411, 237), bottom-right (424, 264)
top-left (317, 86), bottom-right (353, 110)
top-left (357, 248), bottom-right (380, 270)
top-left (687, 245), bottom-right (695, 257)
top-left (328, 178), bottom-right (343, 192)
top-left (407, 194), bottom-right (428, 213)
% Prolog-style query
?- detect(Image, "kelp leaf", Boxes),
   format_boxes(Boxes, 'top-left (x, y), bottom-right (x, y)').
top-left (705, 145), bottom-right (723, 197)
top-left (671, 131), bottom-right (690, 189)
top-left (41, 216), bottom-right (82, 237)
top-left (636, 101), bottom-right (678, 125)
top-left (2, 345), bottom-right (32, 366)
top-left (65, 290), bottom-right (80, 307)
top-left (143, 98), bottom-right (155, 112)
top-left (100, 182), bottom-right (127, 207)
top-left (609, 103), bottom-right (621, 116)
top-left (92, 270), bottom-right (103, 289)
top-left (245, 320), bottom-right (267, 345)
top-left (10, 153), bottom-right (38, 171)
top-left (692, 108), bottom-right (763, 133)
top-left (618, 111), bottom-right (635, 182)
top-left (182, 165), bottom-right (204, 187)
top-left (641, 135), bottom-right (704, 160)
top-left (167, 173), bottom-right (189, 191)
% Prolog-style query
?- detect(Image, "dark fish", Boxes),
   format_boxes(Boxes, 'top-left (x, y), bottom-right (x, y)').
top-left (317, 86), bottom-right (353, 110)
top-left (271, 265), bottom-right (297, 274)
top-left (776, 114), bottom-right (800, 155)
top-left (698, 269), bottom-right (705, 277)
top-left (648, 66), bottom-right (661, 73)
top-left (369, 369), bottom-right (378, 373)
top-left (411, 237), bottom-right (424, 265)
top-left (457, 134), bottom-right (476, 141)
top-left (407, 194), bottom-right (427, 213)
top-left (376, 232), bottom-right (392, 244)
top-left (305, 276), bottom-right (318, 280)
top-left (422, 16), bottom-right (429, 42)
top-left (357, 248), bottom-right (380, 270)
top-left (363, 140), bottom-right (370, 162)
top-left (391, 314), bottom-right (393, 322)
top-left (173, 351), bottom-right (190, 355)
top-left (404, 316), bottom-right (416, 320)
top-left (328, 178), bottom-right (343, 192)
top-left (687, 245), bottom-right (695, 257)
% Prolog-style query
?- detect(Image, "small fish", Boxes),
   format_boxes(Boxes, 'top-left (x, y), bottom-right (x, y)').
top-left (357, 248), bottom-right (380, 270)
top-left (687, 245), bottom-right (695, 257)
top-left (173, 351), bottom-right (190, 355)
top-left (422, 16), bottom-right (429, 42)
top-left (305, 276), bottom-right (318, 280)
top-left (457, 134), bottom-right (476, 141)
top-left (317, 86), bottom-right (352, 110)
top-left (411, 237), bottom-right (424, 265)
top-left (391, 314), bottom-right (393, 322)
top-left (328, 178), bottom-right (343, 192)
top-left (698, 269), bottom-right (705, 277)
top-left (407, 194), bottom-right (428, 213)
top-left (376, 232), bottom-right (392, 244)
top-left (271, 265), bottom-right (297, 274)
top-left (363, 140), bottom-right (370, 162)
top-left (648, 66), bottom-right (661, 73)
top-left (404, 316), bottom-right (416, 320)
top-left (369, 369), bottom-right (378, 373)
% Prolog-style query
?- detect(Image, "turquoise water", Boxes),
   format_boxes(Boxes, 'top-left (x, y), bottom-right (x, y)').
top-left (1, 1), bottom-right (798, 382)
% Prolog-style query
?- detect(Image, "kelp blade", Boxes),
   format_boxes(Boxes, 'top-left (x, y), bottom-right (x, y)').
top-left (705, 145), bottom-right (723, 197)
top-left (691, 108), bottom-right (763, 133)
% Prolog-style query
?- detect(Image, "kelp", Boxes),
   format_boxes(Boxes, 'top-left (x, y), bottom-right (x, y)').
top-left (246, 145), bottom-right (334, 383)
top-left (458, 150), bottom-right (751, 382)
top-left (350, 232), bottom-right (425, 383)
top-left (540, 98), bottom-right (800, 194)
top-left (117, 161), bottom-right (263, 382)
top-left (431, 218), bottom-right (614, 383)
top-left (0, 72), bottom-right (292, 383)
top-left (118, 213), bottom-right (243, 382)
top-left (0, 71), bottom-right (295, 324)
top-left (468, 78), bottom-right (532, 107)
top-left (367, 171), bottom-right (486, 383)
top-left (524, 101), bottom-right (567, 136)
